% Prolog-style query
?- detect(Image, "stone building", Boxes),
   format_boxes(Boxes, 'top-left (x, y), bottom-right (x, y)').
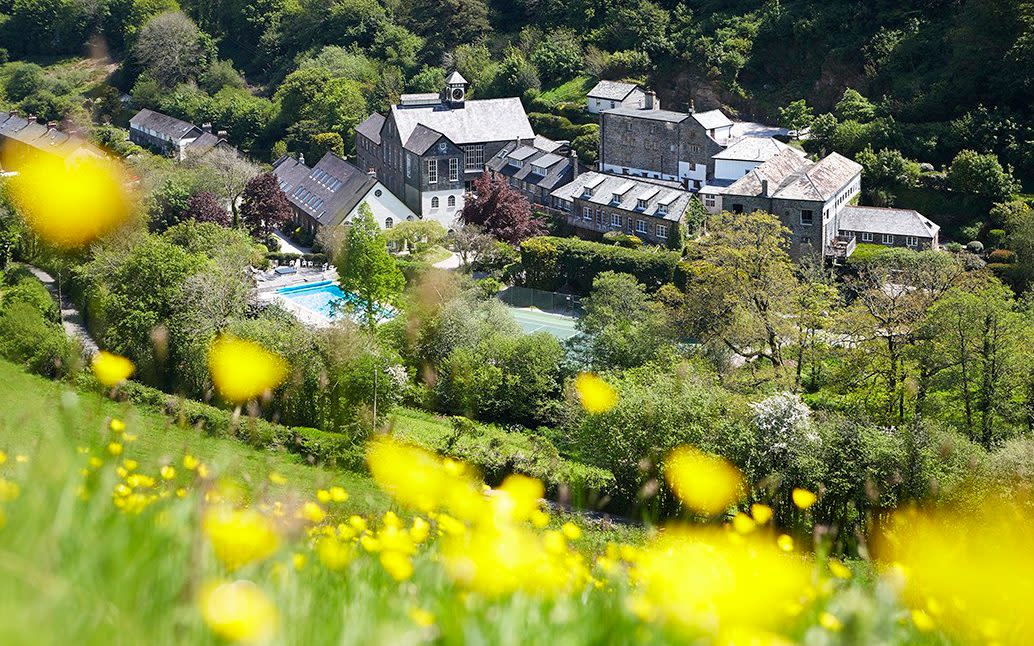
top-left (0, 111), bottom-right (105, 169)
top-left (550, 171), bottom-right (691, 245)
top-left (838, 206), bottom-right (939, 251)
top-left (485, 136), bottom-right (582, 210)
top-left (598, 100), bottom-right (733, 189)
top-left (586, 81), bottom-right (648, 114)
top-left (272, 152), bottom-right (415, 235)
top-left (353, 72), bottom-right (535, 228)
top-left (129, 109), bottom-right (231, 161)
top-left (699, 136), bottom-right (805, 213)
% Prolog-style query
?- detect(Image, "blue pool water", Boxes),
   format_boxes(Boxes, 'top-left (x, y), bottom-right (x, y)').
top-left (276, 281), bottom-right (394, 322)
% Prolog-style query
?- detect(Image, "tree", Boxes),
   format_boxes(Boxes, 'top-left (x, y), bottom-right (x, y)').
top-left (132, 11), bottom-right (214, 87)
top-left (450, 225), bottom-right (494, 269)
top-left (573, 271), bottom-right (673, 370)
top-left (309, 132), bottom-right (345, 161)
top-left (946, 150), bottom-right (1021, 203)
top-left (149, 176), bottom-right (193, 232)
top-left (240, 172), bottom-right (293, 239)
top-left (185, 191), bottom-right (230, 226)
top-left (460, 172), bottom-right (545, 244)
top-left (403, 0), bottom-right (489, 59)
top-left (666, 221), bottom-right (686, 252)
top-left (530, 30), bottom-right (583, 85)
top-left (684, 211), bottom-right (800, 369)
top-left (778, 99), bottom-right (814, 139)
top-left (1001, 200), bottom-right (1034, 289)
top-left (200, 148), bottom-right (260, 227)
top-left (834, 88), bottom-right (876, 122)
top-left (337, 204), bottom-right (405, 328)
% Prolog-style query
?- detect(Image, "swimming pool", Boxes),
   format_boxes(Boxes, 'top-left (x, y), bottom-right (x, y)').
top-left (275, 281), bottom-right (394, 322)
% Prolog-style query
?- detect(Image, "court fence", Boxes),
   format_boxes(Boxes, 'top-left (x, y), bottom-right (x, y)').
top-left (497, 286), bottom-right (583, 317)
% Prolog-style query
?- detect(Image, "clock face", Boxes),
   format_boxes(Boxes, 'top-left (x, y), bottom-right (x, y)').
top-left (438, 142), bottom-right (447, 153)
top-left (451, 88), bottom-right (464, 101)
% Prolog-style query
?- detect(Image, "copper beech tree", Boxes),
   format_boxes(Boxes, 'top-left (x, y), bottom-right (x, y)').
top-left (460, 172), bottom-right (545, 244)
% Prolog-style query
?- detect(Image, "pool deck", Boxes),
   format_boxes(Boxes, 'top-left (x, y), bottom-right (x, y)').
top-left (254, 268), bottom-right (339, 328)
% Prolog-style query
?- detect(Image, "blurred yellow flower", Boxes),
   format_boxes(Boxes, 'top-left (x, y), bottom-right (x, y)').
top-left (380, 551), bottom-right (414, 581)
top-left (268, 472), bottom-right (287, 485)
top-left (329, 486), bottom-right (349, 502)
top-left (184, 454), bottom-right (200, 470)
top-left (561, 522), bottom-right (582, 541)
top-left (91, 351), bottom-right (135, 387)
top-left (203, 507), bottom-right (280, 572)
top-left (732, 512), bottom-right (756, 534)
top-left (912, 609), bottom-right (935, 632)
top-left (208, 336), bottom-right (288, 404)
top-left (408, 607), bottom-right (435, 628)
top-left (109, 418), bottom-right (125, 433)
top-left (198, 579), bottom-right (279, 644)
top-left (750, 503), bottom-right (773, 525)
top-left (316, 537), bottom-right (353, 570)
top-left (664, 446), bottom-right (744, 515)
top-left (776, 534), bottom-right (794, 552)
top-left (107, 442), bottom-right (122, 456)
top-left (300, 502), bottom-right (326, 524)
top-left (574, 372), bottom-right (617, 414)
top-left (819, 612), bottom-right (842, 632)
top-left (828, 559), bottom-right (852, 580)
top-left (792, 488), bottom-right (817, 509)
top-left (160, 465), bottom-right (176, 480)
top-left (6, 152), bottom-right (132, 248)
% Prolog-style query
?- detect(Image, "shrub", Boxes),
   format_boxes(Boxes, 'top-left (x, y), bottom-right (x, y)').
top-left (966, 240), bottom-right (985, 253)
top-left (520, 236), bottom-right (680, 294)
top-left (1, 277), bottom-right (58, 322)
top-left (987, 249), bottom-right (1016, 264)
top-left (988, 229), bottom-right (1007, 248)
top-left (602, 232), bottom-right (643, 248)
top-left (0, 302), bottom-right (79, 378)
top-left (945, 242), bottom-right (964, 253)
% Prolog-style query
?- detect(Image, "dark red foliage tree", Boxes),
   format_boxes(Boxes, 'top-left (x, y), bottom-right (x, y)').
top-left (460, 172), bottom-right (545, 244)
top-left (240, 172), bottom-right (293, 238)
top-left (185, 191), bottom-right (230, 226)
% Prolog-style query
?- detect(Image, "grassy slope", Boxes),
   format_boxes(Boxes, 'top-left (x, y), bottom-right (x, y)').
top-left (538, 75), bottom-right (594, 105)
top-left (0, 359), bottom-right (389, 514)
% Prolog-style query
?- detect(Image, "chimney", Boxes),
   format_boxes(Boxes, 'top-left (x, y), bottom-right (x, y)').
top-left (202, 122), bottom-right (212, 133)
top-left (688, 100), bottom-right (695, 114)
top-left (570, 149), bottom-right (579, 179)
top-left (367, 168), bottom-right (376, 178)
top-left (27, 113), bottom-right (37, 123)
top-left (46, 121), bottom-right (57, 132)
top-left (761, 179), bottom-right (769, 197)
top-left (644, 90), bottom-right (657, 110)
top-left (8, 110), bottom-right (17, 118)
top-left (298, 152), bottom-right (305, 166)
top-left (216, 129), bottom-right (228, 140)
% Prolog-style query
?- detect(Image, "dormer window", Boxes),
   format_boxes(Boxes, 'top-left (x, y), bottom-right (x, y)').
top-left (657, 204), bottom-right (668, 215)
top-left (531, 165), bottom-right (545, 175)
top-left (636, 199), bottom-right (647, 210)
top-left (582, 187), bottom-right (594, 198)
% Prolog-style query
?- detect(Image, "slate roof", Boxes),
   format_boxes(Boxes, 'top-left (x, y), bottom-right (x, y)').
top-left (185, 132), bottom-right (229, 157)
top-left (0, 113), bottom-right (105, 160)
top-left (840, 206), bottom-right (940, 238)
top-left (724, 150), bottom-right (861, 202)
top-left (587, 80), bottom-right (639, 101)
top-left (403, 123), bottom-right (444, 154)
top-left (551, 172), bottom-right (692, 223)
top-left (533, 135), bottom-right (565, 153)
top-left (603, 106), bottom-right (689, 123)
top-left (692, 109), bottom-right (734, 130)
top-left (272, 152), bottom-right (379, 227)
top-left (713, 136), bottom-right (796, 162)
top-left (129, 108), bottom-right (201, 141)
top-left (390, 97), bottom-right (533, 146)
top-left (355, 113), bottom-right (385, 145)
top-left (486, 140), bottom-right (580, 193)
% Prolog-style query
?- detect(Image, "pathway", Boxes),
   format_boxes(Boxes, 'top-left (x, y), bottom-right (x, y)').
top-left (25, 265), bottom-right (100, 357)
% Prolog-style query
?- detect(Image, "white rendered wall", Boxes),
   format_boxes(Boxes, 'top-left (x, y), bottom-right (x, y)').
top-left (346, 181), bottom-right (417, 228)
top-left (714, 159), bottom-right (761, 182)
top-left (420, 187), bottom-right (465, 229)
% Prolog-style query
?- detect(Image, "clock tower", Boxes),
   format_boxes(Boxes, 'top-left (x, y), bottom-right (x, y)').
top-left (443, 71), bottom-right (467, 108)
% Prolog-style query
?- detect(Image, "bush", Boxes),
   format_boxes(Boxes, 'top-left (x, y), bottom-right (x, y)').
top-left (987, 249), bottom-right (1017, 264)
top-left (602, 232), bottom-right (643, 248)
top-left (265, 252), bottom-right (301, 265)
top-left (945, 242), bottom-right (964, 253)
top-left (520, 236), bottom-right (680, 294)
top-left (966, 240), bottom-right (985, 253)
top-left (1, 275), bottom-right (58, 322)
top-left (0, 302), bottom-right (79, 379)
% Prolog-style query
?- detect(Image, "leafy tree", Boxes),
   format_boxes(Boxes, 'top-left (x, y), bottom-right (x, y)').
top-left (573, 272), bottom-right (673, 370)
top-left (5, 63), bottom-right (46, 101)
top-left (185, 191), bottom-right (229, 226)
top-left (403, 0), bottom-right (489, 59)
top-left (200, 59), bottom-right (246, 94)
top-left (408, 66), bottom-right (446, 93)
top-left (149, 176), bottom-right (194, 232)
top-left (947, 150), bottom-right (1021, 203)
top-left (1000, 200), bottom-right (1034, 289)
top-left (309, 132), bottom-right (345, 161)
top-left (778, 99), bottom-right (813, 139)
top-left (337, 204), bottom-right (405, 328)
top-left (451, 44), bottom-right (495, 95)
top-left (240, 172), bottom-right (293, 238)
top-left (274, 66), bottom-right (368, 142)
top-left (491, 48), bottom-right (541, 96)
top-left (666, 221), bottom-right (686, 252)
top-left (133, 11), bottom-right (215, 87)
top-left (450, 224), bottom-right (494, 269)
top-left (855, 146), bottom-right (920, 199)
top-left (384, 220), bottom-right (446, 252)
top-left (199, 148), bottom-right (260, 227)
top-left (530, 30), bottom-right (583, 86)
top-left (834, 88), bottom-right (876, 122)
top-left (460, 173), bottom-right (545, 244)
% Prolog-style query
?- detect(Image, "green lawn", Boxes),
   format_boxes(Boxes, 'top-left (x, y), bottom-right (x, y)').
top-left (538, 75), bottom-right (595, 106)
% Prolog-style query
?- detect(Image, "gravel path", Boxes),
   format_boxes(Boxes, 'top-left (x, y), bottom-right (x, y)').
top-left (25, 265), bottom-right (100, 357)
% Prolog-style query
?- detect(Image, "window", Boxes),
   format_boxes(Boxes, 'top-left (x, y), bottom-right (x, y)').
top-left (636, 198), bottom-right (647, 210)
top-left (635, 220), bottom-right (647, 234)
top-left (657, 224), bottom-right (667, 239)
top-left (449, 158), bottom-right (459, 181)
top-left (431, 197), bottom-right (439, 208)
top-left (657, 204), bottom-right (668, 216)
top-left (426, 159), bottom-right (437, 184)
top-left (861, 232), bottom-right (874, 242)
top-left (882, 234), bottom-right (894, 245)
top-left (385, 217), bottom-right (393, 228)
top-left (611, 213), bottom-right (621, 227)
top-left (406, 155), bottom-right (411, 178)
top-left (906, 236), bottom-right (919, 247)
top-left (447, 195), bottom-right (456, 207)
top-left (800, 210), bottom-right (814, 226)
top-left (703, 194), bottom-right (716, 208)
top-left (463, 144), bottom-right (485, 171)
top-left (583, 206), bottom-right (592, 221)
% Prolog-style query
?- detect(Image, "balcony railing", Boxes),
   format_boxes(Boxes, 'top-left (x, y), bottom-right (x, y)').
top-left (826, 234), bottom-right (857, 259)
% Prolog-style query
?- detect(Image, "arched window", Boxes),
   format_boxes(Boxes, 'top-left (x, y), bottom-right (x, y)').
top-left (447, 195), bottom-right (456, 207)
top-left (384, 217), bottom-right (393, 228)
top-left (431, 197), bottom-right (439, 208)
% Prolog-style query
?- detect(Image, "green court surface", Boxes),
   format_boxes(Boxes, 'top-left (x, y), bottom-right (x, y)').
top-left (508, 306), bottom-right (581, 340)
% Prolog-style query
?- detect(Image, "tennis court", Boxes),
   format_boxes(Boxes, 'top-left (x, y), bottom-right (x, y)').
top-left (508, 306), bottom-right (581, 341)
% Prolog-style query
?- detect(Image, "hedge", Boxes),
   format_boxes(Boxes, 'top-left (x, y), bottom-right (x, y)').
top-left (519, 236), bottom-right (680, 294)
top-left (76, 374), bottom-right (365, 470)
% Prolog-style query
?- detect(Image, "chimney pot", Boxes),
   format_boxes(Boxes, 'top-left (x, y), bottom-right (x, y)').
top-left (216, 129), bottom-right (228, 139)
top-left (202, 122), bottom-right (212, 133)
top-left (645, 90), bottom-right (657, 110)
top-left (27, 113), bottom-right (37, 123)
top-left (688, 99), bottom-right (696, 114)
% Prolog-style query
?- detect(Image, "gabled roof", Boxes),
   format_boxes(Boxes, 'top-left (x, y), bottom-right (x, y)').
top-left (533, 135), bottom-right (565, 153)
top-left (840, 206), bottom-right (940, 238)
top-left (355, 113), bottom-right (385, 145)
top-left (185, 132), bottom-right (229, 157)
top-left (550, 172), bottom-right (692, 222)
top-left (587, 80), bottom-right (639, 101)
top-left (445, 71), bottom-right (467, 85)
top-left (129, 108), bottom-right (201, 141)
top-left (0, 113), bottom-right (105, 161)
top-left (403, 123), bottom-right (445, 154)
top-left (389, 97), bottom-right (534, 146)
top-left (485, 140), bottom-right (579, 192)
top-left (272, 152), bottom-right (381, 227)
top-left (724, 150), bottom-right (861, 202)
top-left (692, 109), bottom-right (733, 130)
top-left (603, 106), bottom-right (689, 123)
top-left (712, 136), bottom-right (796, 162)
